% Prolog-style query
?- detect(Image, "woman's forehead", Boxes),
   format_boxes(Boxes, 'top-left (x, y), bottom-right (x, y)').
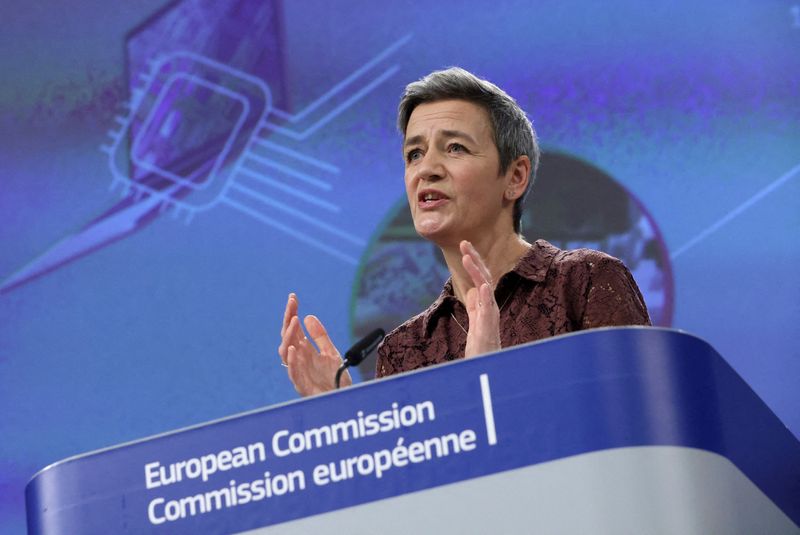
top-left (405, 100), bottom-right (492, 141)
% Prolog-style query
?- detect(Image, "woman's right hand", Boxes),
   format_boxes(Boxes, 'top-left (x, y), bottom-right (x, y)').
top-left (460, 241), bottom-right (502, 358)
top-left (278, 293), bottom-right (351, 396)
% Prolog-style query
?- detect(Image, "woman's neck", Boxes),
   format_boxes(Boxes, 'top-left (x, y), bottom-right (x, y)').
top-left (442, 232), bottom-right (531, 304)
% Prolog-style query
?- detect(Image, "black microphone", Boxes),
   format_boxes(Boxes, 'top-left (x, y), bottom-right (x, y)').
top-left (344, 328), bottom-right (385, 366)
top-left (336, 328), bottom-right (385, 388)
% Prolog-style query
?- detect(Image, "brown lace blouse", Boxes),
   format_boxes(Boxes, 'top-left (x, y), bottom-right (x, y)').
top-left (375, 239), bottom-right (651, 378)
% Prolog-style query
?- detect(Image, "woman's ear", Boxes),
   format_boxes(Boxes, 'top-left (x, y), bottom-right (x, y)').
top-left (504, 155), bottom-right (531, 201)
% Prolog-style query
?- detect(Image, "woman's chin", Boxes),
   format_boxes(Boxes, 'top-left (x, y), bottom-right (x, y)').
top-left (414, 220), bottom-right (455, 245)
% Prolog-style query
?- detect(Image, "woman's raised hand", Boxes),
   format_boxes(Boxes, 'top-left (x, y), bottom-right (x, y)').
top-left (278, 293), bottom-right (351, 396)
top-left (459, 241), bottom-right (502, 358)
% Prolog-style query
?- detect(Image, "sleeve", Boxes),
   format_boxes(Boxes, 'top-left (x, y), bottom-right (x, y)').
top-left (374, 338), bottom-right (397, 379)
top-left (373, 316), bottom-right (432, 378)
top-left (576, 254), bottom-right (651, 328)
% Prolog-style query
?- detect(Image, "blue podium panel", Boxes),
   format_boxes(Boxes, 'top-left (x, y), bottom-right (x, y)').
top-left (247, 447), bottom-right (796, 534)
top-left (25, 328), bottom-right (800, 534)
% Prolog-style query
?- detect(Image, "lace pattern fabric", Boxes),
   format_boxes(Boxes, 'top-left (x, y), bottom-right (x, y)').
top-left (375, 239), bottom-right (651, 378)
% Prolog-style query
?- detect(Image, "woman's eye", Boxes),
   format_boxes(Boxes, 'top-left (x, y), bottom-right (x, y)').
top-left (449, 143), bottom-right (467, 153)
top-left (406, 149), bottom-right (422, 162)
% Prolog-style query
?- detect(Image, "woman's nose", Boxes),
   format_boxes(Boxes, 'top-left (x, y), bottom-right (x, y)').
top-left (414, 150), bottom-right (445, 182)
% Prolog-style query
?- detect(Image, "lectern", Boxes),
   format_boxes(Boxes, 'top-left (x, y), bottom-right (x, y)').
top-left (26, 328), bottom-right (800, 533)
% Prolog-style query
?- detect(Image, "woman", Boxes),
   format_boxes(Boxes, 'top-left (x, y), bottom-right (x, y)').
top-left (278, 68), bottom-right (650, 396)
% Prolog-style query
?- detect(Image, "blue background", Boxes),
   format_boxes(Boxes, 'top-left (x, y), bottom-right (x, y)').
top-left (1, 1), bottom-right (798, 532)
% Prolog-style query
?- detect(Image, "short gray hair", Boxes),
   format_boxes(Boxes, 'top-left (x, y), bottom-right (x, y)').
top-left (397, 67), bottom-right (539, 234)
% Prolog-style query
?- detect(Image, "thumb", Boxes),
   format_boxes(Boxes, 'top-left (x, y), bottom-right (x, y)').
top-left (304, 315), bottom-right (339, 356)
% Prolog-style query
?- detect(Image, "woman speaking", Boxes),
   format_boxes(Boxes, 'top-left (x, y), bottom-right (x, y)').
top-left (278, 68), bottom-right (650, 396)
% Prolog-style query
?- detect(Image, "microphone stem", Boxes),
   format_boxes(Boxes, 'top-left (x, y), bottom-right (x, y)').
top-left (335, 362), bottom-right (349, 389)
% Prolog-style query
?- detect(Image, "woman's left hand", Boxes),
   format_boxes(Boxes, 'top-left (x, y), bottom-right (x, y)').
top-left (460, 240), bottom-right (502, 358)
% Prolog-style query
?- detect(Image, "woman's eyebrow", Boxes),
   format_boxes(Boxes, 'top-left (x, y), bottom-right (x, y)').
top-left (404, 130), bottom-right (477, 148)
top-left (439, 129), bottom-right (477, 144)
top-left (403, 134), bottom-right (425, 148)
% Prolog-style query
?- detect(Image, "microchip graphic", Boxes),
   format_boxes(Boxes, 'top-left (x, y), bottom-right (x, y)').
top-left (109, 52), bottom-right (272, 212)
top-left (0, 2), bottom-right (410, 293)
top-left (102, 35), bottom-right (409, 264)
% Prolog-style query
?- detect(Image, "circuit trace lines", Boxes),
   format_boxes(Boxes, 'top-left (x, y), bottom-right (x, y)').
top-left (103, 35), bottom-right (411, 265)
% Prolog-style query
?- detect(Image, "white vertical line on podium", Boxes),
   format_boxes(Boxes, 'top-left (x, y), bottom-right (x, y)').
top-left (480, 373), bottom-right (497, 445)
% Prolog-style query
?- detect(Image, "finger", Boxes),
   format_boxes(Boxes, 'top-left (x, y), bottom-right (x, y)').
top-left (479, 282), bottom-right (498, 312)
top-left (462, 253), bottom-right (489, 291)
top-left (464, 287), bottom-right (478, 317)
top-left (290, 316), bottom-right (313, 350)
top-left (279, 316), bottom-right (305, 362)
top-left (474, 283), bottom-right (500, 336)
top-left (475, 283), bottom-right (500, 333)
top-left (278, 341), bottom-right (287, 364)
top-left (280, 293), bottom-right (299, 337)
top-left (462, 241), bottom-right (493, 284)
top-left (288, 335), bottom-right (316, 380)
top-left (286, 345), bottom-right (305, 395)
top-left (304, 315), bottom-right (340, 357)
top-left (478, 283), bottom-right (500, 345)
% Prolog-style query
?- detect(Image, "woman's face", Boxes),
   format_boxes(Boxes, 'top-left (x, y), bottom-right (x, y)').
top-left (403, 99), bottom-right (512, 246)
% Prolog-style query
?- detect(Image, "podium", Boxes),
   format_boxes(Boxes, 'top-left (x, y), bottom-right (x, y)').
top-left (26, 328), bottom-right (800, 534)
